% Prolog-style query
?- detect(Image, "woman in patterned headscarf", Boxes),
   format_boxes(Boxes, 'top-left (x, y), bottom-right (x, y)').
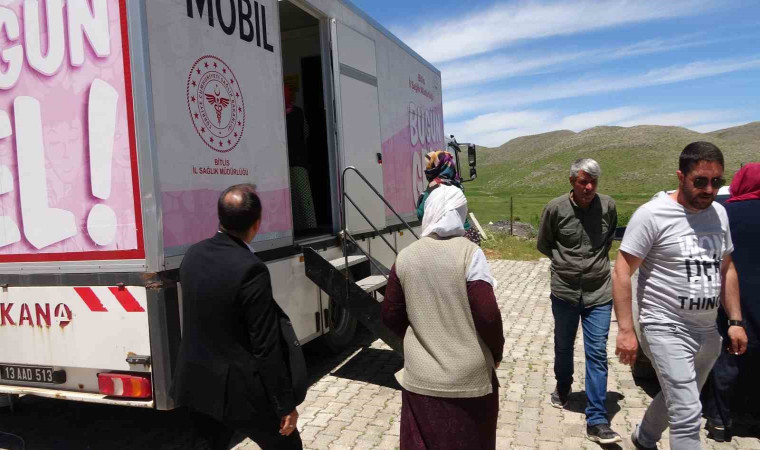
top-left (416, 150), bottom-right (481, 245)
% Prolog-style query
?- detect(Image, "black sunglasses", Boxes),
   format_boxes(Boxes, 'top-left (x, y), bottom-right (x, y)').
top-left (692, 176), bottom-right (725, 190)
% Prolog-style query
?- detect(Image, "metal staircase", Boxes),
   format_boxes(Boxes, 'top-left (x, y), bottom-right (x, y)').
top-left (303, 166), bottom-right (419, 353)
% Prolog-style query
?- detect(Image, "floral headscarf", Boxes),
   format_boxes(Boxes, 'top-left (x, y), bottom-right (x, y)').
top-left (424, 150), bottom-right (461, 187)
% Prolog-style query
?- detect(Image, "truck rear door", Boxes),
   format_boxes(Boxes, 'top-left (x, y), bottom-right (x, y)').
top-left (331, 21), bottom-right (385, 233)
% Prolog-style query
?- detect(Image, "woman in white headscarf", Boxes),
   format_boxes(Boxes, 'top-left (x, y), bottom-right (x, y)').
top-left (382, 185), bottom-right (503, 450)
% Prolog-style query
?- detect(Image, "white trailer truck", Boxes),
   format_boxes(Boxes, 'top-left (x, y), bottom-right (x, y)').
top-left (0, 0), bottom-right (476, 410)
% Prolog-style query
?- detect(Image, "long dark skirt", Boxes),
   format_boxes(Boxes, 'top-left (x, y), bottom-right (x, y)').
top-left (400, 376), bottom-right (499, 450)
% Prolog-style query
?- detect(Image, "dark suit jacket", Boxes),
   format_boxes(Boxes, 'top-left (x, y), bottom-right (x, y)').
top-left (171, 232), bottom-right (296, 422)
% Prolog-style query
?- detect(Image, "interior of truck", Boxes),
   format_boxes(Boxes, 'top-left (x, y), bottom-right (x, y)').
top-left (279, 1), bottom-right (336, 242)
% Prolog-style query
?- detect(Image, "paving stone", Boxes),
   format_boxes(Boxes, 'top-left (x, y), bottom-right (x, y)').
top-left (514, 431), bottom-right (537, 446)
top-left (310, 412), bottom-right (336, 428)
top-left (735, 437), bottom-right (760, 449)
top-left (310, 433), bottom-right (337, 448)
top-left (321, 419), bottom-right (349, 437)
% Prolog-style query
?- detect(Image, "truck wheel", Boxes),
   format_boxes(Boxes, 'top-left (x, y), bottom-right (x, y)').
top-left (323, 297), bottom-right (357, 352)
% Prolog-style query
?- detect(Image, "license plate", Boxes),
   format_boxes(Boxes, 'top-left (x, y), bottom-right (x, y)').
top-left (0, 364), bottom-right (66, 384)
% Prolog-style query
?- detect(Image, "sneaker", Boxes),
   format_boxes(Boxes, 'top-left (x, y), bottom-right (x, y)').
top-left (586, 424), bottom-right (622, 445)
top-left (706, 420), bottom-right (728, 442)
top-left (549, 385), bottom-right (570, 408)
top-left (630, 429), bottom-right (658, 450)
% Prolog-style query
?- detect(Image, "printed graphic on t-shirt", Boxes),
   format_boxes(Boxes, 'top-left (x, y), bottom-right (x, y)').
top-left (677, 232), bottom-right (722, 311)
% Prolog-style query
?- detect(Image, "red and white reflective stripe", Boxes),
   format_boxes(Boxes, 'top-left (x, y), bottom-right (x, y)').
top-left (73, 287), bottom-right (108, 312)
top-left (108, 287), bottom-right (144, 312)
top-left (74, 287), bottom-right (145, 313)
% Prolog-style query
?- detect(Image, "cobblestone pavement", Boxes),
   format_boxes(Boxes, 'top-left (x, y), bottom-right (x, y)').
top-left (1, 259), bottom-right (758, 449)
top-left (236, 259), bottom-right (760, 450)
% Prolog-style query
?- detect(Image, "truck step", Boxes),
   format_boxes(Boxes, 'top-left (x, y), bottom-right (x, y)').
top-left (328, 255), bottom-right (368, 271)
top-left (356, 275), bottom-right (387, 293)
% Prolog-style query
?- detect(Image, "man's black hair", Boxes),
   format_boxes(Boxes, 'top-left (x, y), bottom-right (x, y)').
top-left (679, 141), bottom-right (724, 175)
top-left (217, 183), bottom-right (262, 232)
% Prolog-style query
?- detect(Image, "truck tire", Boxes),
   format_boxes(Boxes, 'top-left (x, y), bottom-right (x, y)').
top-left (323, 297), bottom-right (357, 352)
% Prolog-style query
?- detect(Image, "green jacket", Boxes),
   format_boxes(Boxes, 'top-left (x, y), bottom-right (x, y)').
top-left (537, 192), bottom-right (617, 308)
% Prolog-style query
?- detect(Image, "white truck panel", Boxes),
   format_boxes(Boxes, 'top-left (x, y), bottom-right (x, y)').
top-left (0, 286), bottom-right (150, 371)
top-left (326, 1), bottom-right (445, 223)
top-left (267, 256), bottom-right (321, 343)
top-left (337, 72), bottom-right (385, 232)
top-left (336, 21), bottom-right (377, 77)
top-left (145, 0), bottom-right (293, 257)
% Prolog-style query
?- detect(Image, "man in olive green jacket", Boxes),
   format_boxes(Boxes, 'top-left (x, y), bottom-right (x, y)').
top-left (537, 158), bottom-right (619, 445)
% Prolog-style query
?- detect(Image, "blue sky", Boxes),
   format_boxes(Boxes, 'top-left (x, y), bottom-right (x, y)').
top-left (351, 0), bottom-right (760, 147)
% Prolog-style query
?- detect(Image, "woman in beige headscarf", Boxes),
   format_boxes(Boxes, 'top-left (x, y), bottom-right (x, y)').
top-left (382, 185), bottom-right (504, 449)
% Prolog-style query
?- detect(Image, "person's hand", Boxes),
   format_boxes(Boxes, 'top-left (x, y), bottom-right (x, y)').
top-left (615, 328), bottom-right (638, 366)
top-left (279, 409), bottom-right (299, 436)
top-left (727, 325), bottom-right (748, 356)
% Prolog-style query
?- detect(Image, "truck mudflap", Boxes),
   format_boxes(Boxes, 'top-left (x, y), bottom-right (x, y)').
top-left (0, 285), bottom-right (151, 399)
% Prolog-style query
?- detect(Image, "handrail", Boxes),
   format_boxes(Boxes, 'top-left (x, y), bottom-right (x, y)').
top-left (343, 232), bottom-right (390, 280)
top-left (340, 166), bottom-right (420, 279)
top-left (341, 166), bottom-right (420, 240)
top-left (344, 193), bottom-right (396, 256)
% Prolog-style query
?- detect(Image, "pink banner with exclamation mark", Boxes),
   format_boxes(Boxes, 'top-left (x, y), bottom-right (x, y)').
top-left (0, 0), bottom-right (143, 262)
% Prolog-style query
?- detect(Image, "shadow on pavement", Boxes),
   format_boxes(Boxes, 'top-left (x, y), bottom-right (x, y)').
top-left (0, 327), bottom-right (394, 449)
top-left (563, 391), bottom-right (625, 423)
top-left (0, 395), bottom-right (198, 450)
top-left (633, 375), bottom-right (662, 399)
top-left (330, 347), bottom-right (403, 390)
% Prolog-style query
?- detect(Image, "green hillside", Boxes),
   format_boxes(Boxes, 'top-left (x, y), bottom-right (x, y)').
top-left (467, 122), bottom-right (759, 228)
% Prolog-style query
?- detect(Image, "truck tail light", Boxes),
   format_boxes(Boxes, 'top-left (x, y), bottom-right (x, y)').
top-left (97, 373), bottom-right (152, 399)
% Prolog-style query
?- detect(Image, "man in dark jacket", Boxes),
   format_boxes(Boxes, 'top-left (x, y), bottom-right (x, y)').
top-left (171, 183), bottom-right (302, 450)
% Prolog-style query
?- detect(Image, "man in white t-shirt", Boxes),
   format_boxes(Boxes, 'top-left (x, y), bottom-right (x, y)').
top-left (612, 142), bottom-right (748, 450)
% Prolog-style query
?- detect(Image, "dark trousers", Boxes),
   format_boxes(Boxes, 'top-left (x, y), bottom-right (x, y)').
top-left (190, 410), bottom-right (303, 450)
top-left (702, 344), bottom-right (758, 428)
top-left (551, 294), bottom-right (612, 426)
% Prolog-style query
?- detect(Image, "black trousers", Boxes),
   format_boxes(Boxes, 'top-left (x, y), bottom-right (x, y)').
top-left (702, 344), bottom-right (758, 428)
top-left (190, 410), bottom-right (302, 450)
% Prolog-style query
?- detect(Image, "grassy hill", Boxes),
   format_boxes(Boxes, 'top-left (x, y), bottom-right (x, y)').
top-left (467, 122), bottom-right (759, 228)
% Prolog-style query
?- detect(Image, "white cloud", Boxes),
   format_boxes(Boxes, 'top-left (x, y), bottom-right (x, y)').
top-left (616, 110), bottom-right (742, 128)
top-left (447, 110), bottom-right (555, 135)
top-left (447, 106), bottom-right (749, 147)
top-left (399, 0), bottom-right (713, 64)
top-left (440, 53), bottom-right (586, 89)
top-left (439, 34), bottom-right (722, 89)
top-left (688, 121), bottom-right (749, 133)
top-left (557, 107), bottom-right (648, 130)
top-left (444, 56), bottom-right (760, 119)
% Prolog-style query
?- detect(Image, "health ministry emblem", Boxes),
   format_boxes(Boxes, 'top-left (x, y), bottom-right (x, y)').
top-left (187, 55), bottom-right (245, 153)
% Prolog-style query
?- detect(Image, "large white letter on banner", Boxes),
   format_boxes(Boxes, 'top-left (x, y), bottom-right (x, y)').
top-left (0, 110), bottom-right (20, 247)
top-left (24, 0), bottom-right (66, 76)
top-left (0, 8), bottom-right (23, 89)
top-left (67, 0), bottom-right (111, 67)
top-left (14, 96), bottom-right (77, 249)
